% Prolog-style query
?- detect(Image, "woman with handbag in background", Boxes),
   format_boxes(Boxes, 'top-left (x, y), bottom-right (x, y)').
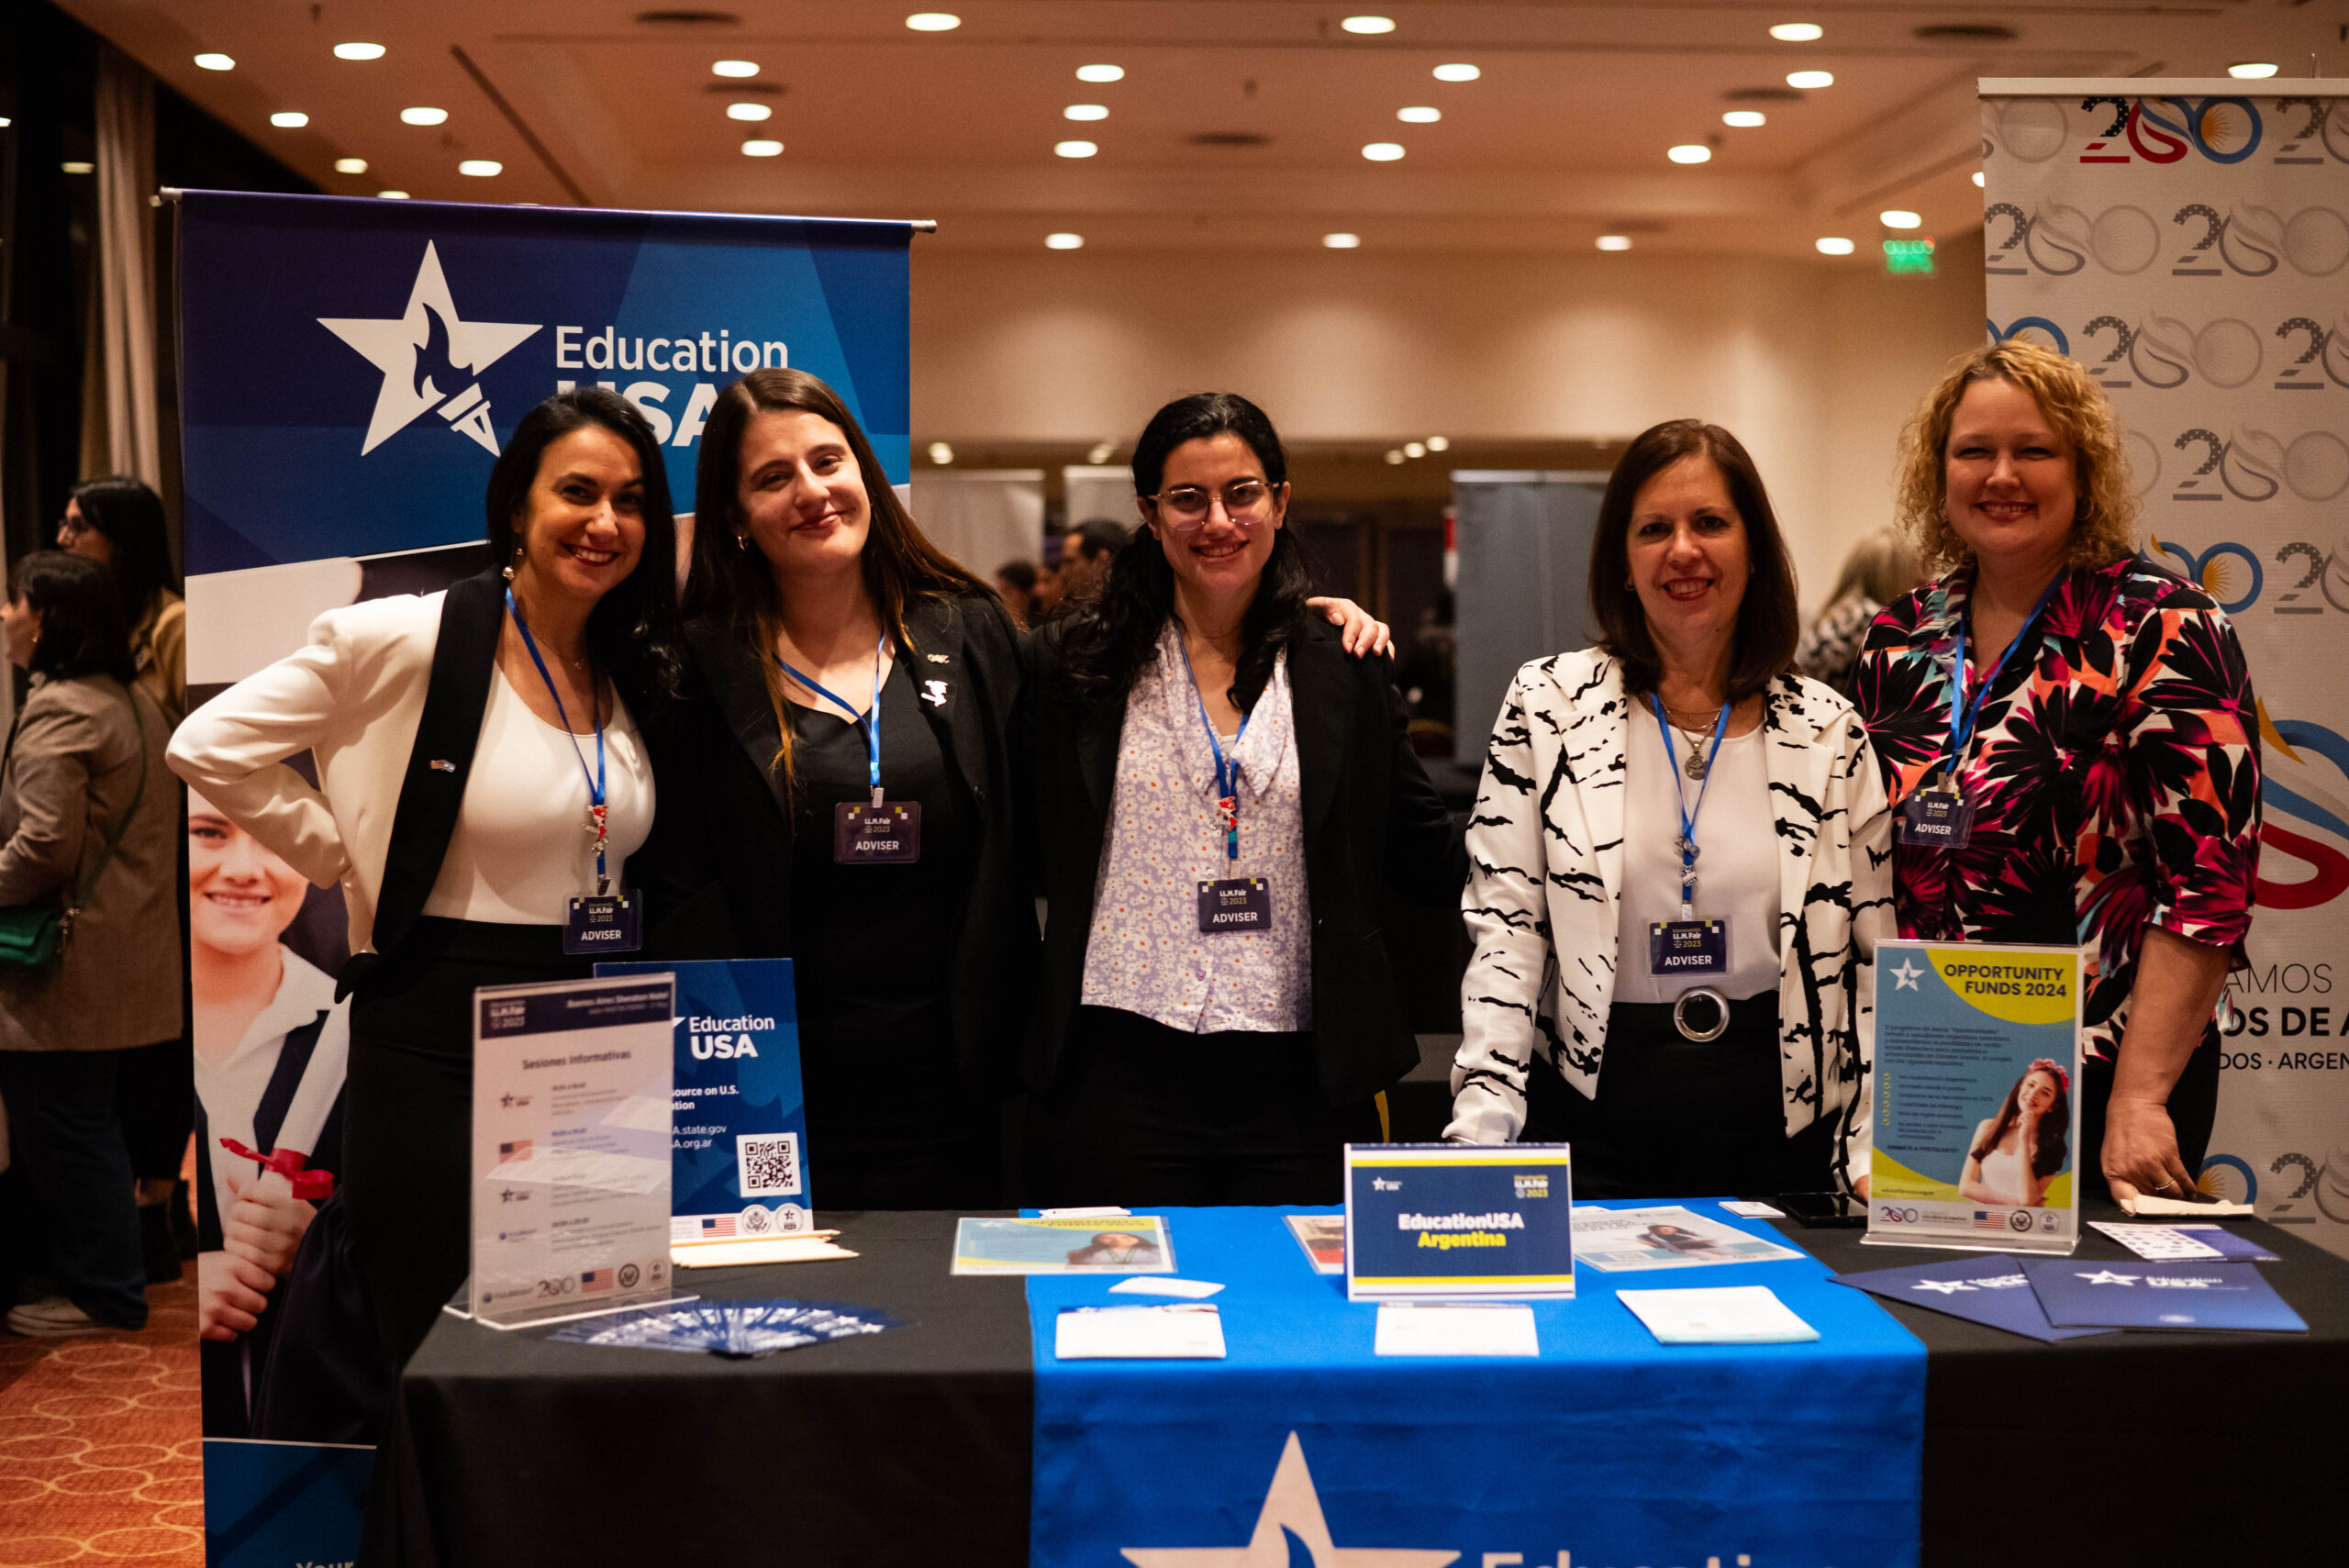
top-left (0, 553), bottom-right (181, 1336)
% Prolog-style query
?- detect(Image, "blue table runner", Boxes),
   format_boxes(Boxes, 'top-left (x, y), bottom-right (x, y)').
top-left (1028, 1200), bottom-right (1925, 1568)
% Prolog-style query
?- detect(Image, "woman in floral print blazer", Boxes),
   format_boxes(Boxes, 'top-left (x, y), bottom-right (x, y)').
top-left (1852, 339), bottom-right (2261, 1204)
top-left (1446, 420), bottom-right (1894, 1198)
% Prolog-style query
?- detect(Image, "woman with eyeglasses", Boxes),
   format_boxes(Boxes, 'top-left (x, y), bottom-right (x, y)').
top-left (1023, 392), bottom-right (1464, 1206)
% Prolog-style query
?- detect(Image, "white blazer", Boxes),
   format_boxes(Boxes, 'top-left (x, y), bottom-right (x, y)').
top-left (1445, 650), bottom-right (1894, 1191)
top-left (169, 592), bottom-right (447, 957)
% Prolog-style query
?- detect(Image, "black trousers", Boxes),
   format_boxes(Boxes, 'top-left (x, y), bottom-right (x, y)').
top-left (0, 1050), bottom-right (146, 1327)
top-left (2077, 1033), bottom-right (2221, 1198)
top-left (346, 918), bottom-right (585, 1373)
top-left (112, 1036), bottom-right (192, 1183)
top-left (1030, 1006), bottom-right (1379, 1208)
top-left (1526, 995), bottom-right (1837, 1201)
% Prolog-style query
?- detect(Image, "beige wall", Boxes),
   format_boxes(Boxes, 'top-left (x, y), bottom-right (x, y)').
top-left (911, 230), bottom-right (1985, 615)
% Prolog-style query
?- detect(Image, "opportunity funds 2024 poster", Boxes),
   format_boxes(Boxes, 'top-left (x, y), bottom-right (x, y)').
top-left (173, 190), bottom-right (912, 1568)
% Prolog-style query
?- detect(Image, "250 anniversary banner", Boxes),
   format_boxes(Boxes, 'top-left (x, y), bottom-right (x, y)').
top-left (1979, 81), bottom-right (2349, 1251)
top-left (173, 190), bottom-right (912, 1566)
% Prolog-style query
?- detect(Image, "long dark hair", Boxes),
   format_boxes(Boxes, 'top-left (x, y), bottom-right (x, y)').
top-left (1970, 1063), bottom-right (2071, 1180)
top-left (68, 475), bottom-right (179, 631)
top-left (1055, 392), bottom-right (1312, 711)
top-left (1586, 418), bottom-right (1799, 702)
top-left (685, 368), bottom-right (988, 791)
top-left (484, 388), bottom-right (683, 699)
top-left (12, 553), bottom-right (135, 685)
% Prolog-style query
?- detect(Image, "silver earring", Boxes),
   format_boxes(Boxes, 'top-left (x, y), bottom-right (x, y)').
top-left (735, 533), bottom-right (749, 551)
top-left (502, 545), bottom-right (522, 583)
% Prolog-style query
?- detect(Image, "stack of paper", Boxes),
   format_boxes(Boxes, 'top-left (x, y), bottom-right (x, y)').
top-left (1616, 1286), bottom-right (1819, 1344)
top-left (1373, 1303), bottom-right (1541, 1358)
top-left (551, 1298), bottom-right (898, 1358)
top-left (1573, 1206), bottom-right (1806, 1273)
top-left (1055, 1304), bottom-right (1228, 1360)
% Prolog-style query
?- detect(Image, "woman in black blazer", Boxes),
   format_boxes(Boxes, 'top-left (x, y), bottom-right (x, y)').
top-left (1026, 393), bottom-right (1465, 1207)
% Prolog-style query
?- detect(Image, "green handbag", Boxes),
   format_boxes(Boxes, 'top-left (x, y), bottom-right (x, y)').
top-left (0, 684), bottom-right (150, 969)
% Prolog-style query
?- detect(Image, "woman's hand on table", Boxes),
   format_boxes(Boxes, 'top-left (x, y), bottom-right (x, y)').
top-left (2101, 1095), bottom-right (2198, 1204)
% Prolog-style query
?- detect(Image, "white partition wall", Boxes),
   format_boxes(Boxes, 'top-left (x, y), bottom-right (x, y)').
top-left (1450, 471), bottom-right (1609, 764)
top-left (908, 468), bottom-right (1047, 579)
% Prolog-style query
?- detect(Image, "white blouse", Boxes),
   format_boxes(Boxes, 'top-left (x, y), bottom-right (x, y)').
top-left (1080, 623), bottom-right (1312, 1034)
top-left (421, 667), bottom-right (655, 924)
top-left (1615, 709), bottom-right (1782, 1005)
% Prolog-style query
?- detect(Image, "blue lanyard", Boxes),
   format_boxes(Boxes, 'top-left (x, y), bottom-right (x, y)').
top-left (1650, 695), bottom-right (1730, 921)
top-left (505, 589), bottom-right (610, 894)
top-left (776, 637), bottom-right (887, 806)
top-left (1175, 636), bottom-right (1250, 862)
top-left (1942, 575), bottom-right (2062, 786)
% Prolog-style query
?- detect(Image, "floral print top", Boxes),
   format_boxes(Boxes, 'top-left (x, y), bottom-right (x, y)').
top-left (1852, 556), bottom-right (2261, 1062)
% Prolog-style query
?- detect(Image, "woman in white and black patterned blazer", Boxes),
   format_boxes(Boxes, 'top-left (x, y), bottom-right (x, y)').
top-left (1445, 420), bottom-right (1894, 1198)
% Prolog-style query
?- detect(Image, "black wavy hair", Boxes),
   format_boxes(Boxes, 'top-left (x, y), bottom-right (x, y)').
top-left (12, 552), bottom-right (135, 685)
top-left (1054, 392), bottom-right (1312, 711)
top-left (68, 475), bottom-right (179, 630)
top-left (484, 387), bottom-right (683, 698)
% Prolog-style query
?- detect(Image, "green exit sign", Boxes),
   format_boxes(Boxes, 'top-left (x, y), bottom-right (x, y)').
top-left (1884, 237), bottom-right (1936, 275)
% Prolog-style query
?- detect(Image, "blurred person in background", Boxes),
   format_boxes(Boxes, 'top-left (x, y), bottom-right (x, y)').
top-left (1056, 518), bottom-right (1129, 608)
top-left (1795, 528), bottom-right (1924, 696)
top-left (994, 559), bottom-right (1043, 629)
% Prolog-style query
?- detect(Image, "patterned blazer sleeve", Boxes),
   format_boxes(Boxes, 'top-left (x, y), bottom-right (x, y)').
top-left (1830, 707), bottom-right (1897, 1191)
top-left (1447, 661), bottom-right (1553, 1144)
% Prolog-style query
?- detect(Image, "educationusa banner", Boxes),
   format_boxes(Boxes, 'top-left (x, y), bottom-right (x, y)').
top-left (1978, 83), bottom-right (2349, 1253)
top-left (174, 190), bottom-right (911, 1567)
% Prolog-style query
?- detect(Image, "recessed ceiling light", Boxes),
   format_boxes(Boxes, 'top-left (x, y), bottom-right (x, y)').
top-left (1341, 16), bottom-right (1397, 34)
top-left (1971, 170), bottom-right (1986, 187)
top-left (1404, 442), bottom-right (1426, 459)
top-left (194, 53), bottom-right (235, 71)
top-left (1815, 236), bottom-right (1854, 255)
top-left (1769, 23), bottom-right (1823, 42)
top-left (1432, 62), bottom-right (1480, 82)
top-left (1362, 141), bottom-right (1405, 161)
top-left (2229, 61), bottom-right (2278, 80)
top-left (1722, 110), bottom-right (1766, 128)
top-left (1076, 63), bottom-right (1124, 83)
top-left (906, 12), bottom-right (961, 30)
top-left (333, 41), bottom-right (385, 60)
top-left (742, 139), bottom-right (784, 156)
top-left (1787, 70), bottom-right (1833, 89)
top-left (378, 190), bottom-right (410, 199)
top-left (711, 59), bottom-right (759, 77)
top-left (1596, 234), bottom-right (1632, 250)
top-left (61, 160), bottom-right (95, 174)
top-left (401, 106), bottom-right (449, 126)
top-left (335, 157), bottom-right (368, 173)
top-left (1879, 208), bottom-right (1921, 228)
top-left (459, 160), bottom-right (502, 176)
top-left (271, 112), bottom-right (308, 128)
top-left (1667, 144), bottom-right (1711, 163)
top-left (1425, 436), bottom-right (1449, 451)
top-left (1045, 232), bottom-right (1084, 250)
top-left (1064, 104), bottom-right (1108, 121)
top-left (728, 103), bottom-right (773, 121)
top-left (1385, 450), bottom-right (1406, 465)
top-left (928, 441), bottom-right (954, 464)
top-left (1397, 106), bottom-right (1441, 124)
top-left (1323, 232), bottom-right (1362, 249)
top-left (1055, 139), bottom-right (1098, 158)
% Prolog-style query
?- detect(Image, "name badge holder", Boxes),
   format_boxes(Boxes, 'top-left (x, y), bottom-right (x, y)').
top-left (1176, 639), bottom-right (1266, 933)
top-left (1898, 579), bottom-right (2060, 851)
top-left (508, 590), bottom-right (642, 956)
top-left (777, 639), bottom-right (922, 866)
top-left (1648, 697), bottom-right (1731, 1042)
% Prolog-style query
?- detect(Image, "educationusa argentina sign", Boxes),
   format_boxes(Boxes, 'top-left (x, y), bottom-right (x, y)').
top-left (174, 190), bottom-right (911, 574)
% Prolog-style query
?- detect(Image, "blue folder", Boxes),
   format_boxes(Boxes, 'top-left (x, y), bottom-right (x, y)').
top-left (2021, 1258), bottom-right (2308, 1331)
top-left (1831, 1252), bottom-right (2110, 1342)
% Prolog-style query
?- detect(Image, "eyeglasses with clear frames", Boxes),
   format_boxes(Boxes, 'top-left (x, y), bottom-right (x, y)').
top-left (1145, 479), bottom-right (1280, 531)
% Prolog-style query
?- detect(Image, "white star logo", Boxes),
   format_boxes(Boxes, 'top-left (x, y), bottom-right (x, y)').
top-left (1122, 1432), bottom-right (1459, 1568)
top-left (1890, 959), bottom-right (1923, 991)
top-left (2075, 1270), bottom-right (2141, 1286)
top-left (1911, 1279), bottom-right (1976, 1296)
top-left (317, 240), bottom-right (541, 456)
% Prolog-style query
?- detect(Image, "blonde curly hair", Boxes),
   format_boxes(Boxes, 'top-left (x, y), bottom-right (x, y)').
top-left (1893, 339), bottom-right (2139, 573)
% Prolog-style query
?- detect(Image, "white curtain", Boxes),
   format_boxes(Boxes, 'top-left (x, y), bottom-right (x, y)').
top-left (1063, 464), bottom-right (1134, 535)
top-left (907, 470), bottom-right (1046, 580)
top-left (93, 43), bottom-right (161, 488)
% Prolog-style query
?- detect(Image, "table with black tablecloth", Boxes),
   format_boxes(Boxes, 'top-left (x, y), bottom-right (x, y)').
top-left (372, 1201), bottom-right (2349, 1568)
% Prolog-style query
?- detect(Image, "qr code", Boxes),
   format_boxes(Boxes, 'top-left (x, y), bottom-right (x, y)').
top-left (737, 1131), bottom-right (802, 1198)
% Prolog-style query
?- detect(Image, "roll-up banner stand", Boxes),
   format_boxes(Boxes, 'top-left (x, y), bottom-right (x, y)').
top-left (174, 191), bottom-right (915, 1566)
top-left (1977, 81), bottom-right (2349, 1255)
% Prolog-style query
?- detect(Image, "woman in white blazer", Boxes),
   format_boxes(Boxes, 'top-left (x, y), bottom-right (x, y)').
top-left (1445, 420), bottom-right (1893, 1198)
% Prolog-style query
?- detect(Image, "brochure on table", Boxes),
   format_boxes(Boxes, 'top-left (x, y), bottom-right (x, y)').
top-left (597, 958), bottom-right (813, 1243)
top-left (1344, 1143), bottom-right (1575, 1301)
top-left (470, 975), bottom-right (677, 1329)
top-left (952, 1216), bottom-right (1176, 1274)
top-left (2021, 1258), bottom-right (2308, 1332)
top-left (1285, 1213), bottom-right (1345, 1275)
top-left (1866, 939), bottom-right (2082, 1256)
top-left (1573, 1205), bottom-right (1807, 1272)
top-left (1831, 1252), bottom-right (2111, 1342)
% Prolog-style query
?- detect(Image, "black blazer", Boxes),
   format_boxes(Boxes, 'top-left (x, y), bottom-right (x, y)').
top-left (347, 568), bottom-right (703, 996)
top-left (667, 590), bottom-right (1037, 1096)
top-left (1025, 615), bottom-right (1466, 1105)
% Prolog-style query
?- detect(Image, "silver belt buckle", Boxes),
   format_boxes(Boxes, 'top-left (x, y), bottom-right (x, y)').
top-left (1672, 986), bottom-right (1731, 1042)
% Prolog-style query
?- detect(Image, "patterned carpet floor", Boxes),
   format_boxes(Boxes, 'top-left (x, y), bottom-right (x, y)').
top-left (0, 1274), bottom-right (202, 1566)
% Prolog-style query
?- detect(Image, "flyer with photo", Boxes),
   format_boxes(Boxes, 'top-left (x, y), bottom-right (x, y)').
top-left (952, 1216), bottom-right (1176, 1275)
top-left (1285, 1213), bottom-right (1346, 1275)
top-left (1572, 1206), bottom-right (1807, 1272)
top-left (1866, 940), bottom-right (2083, 1256)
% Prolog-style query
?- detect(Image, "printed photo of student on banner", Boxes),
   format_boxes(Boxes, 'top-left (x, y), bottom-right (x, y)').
top-left (170, 189), bottom-right (912, 1568)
